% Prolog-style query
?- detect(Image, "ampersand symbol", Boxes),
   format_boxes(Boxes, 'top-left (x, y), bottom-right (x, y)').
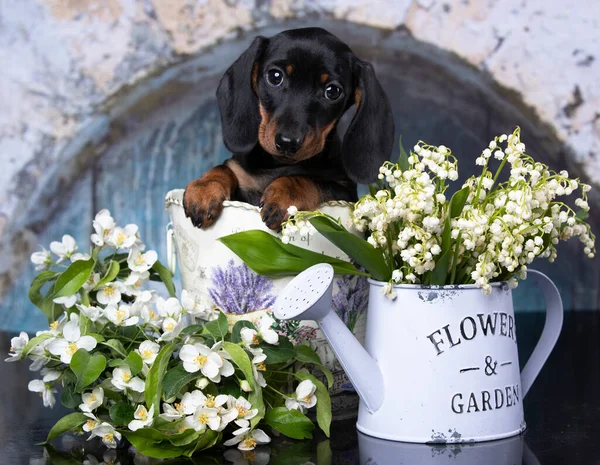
top-left (484, 356), bottom-right (498, 376)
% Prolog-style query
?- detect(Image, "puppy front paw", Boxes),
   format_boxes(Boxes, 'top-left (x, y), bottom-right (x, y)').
top-left (260, 177), bottom-right (320, 231)
top-left (183, 180), bottom-right (228, 229)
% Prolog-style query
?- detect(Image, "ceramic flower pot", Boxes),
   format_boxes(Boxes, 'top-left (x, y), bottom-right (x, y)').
top-left (165, 189), bottom-right (367, 415)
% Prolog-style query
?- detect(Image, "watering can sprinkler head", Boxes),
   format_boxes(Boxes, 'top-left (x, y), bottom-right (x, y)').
top-left (274, 263), bottom-right (384, 413)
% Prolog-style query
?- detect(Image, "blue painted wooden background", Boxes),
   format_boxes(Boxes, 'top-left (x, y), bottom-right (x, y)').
top-left (1, 24), bottom-right (598, 334)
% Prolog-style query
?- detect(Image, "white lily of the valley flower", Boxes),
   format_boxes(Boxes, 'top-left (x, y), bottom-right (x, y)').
top-left (224, 427), bottom-right (271, 451)
top-left (31, 248), bottom-right (52, 271)
top-left (127, 246), bottom-right (158, 272)
top-left (105, 305), bottom-right (139, 327)
top-left (96, 283), bottom-right (121, 306)
top-left (128, 405), bottom-right (154, 431)
top-left (136, 340), bottom-right (160, 365)
top-left (5, 331), bottom-right (29, 362)
top-left (89, 422), bottom-right (122, 449)
top-left (79, 387), bottom-right (104, 413)
top-left (285, 379), bottom-right (317, 413)
top-left (47, 319), bottom-right (97, 364)
top-left (111, 366), bottom-right (145, 392)
top-left (53, 294), bottom-right (77, 308)
top-left (28, 379), bottom-right (57, 408)
top-left (50, 234), bottom-right (78, 263)
top-left (107, 224), bottom-right (138, 250)
top-left (183, 406), bottom-right (221, 432)
top-left (90, 209), bottom-right (116, 247)
top-left (179, 343), bottom-right (235, 382)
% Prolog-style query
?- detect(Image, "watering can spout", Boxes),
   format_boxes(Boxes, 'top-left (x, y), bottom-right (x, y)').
top-left (274, 264), bottom-right (384, 413)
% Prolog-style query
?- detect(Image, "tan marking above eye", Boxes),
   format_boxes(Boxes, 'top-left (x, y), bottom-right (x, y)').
top-left (286, 64), bottom-right (294, 76)
top-left (320, 73), bottom-right (329, 83)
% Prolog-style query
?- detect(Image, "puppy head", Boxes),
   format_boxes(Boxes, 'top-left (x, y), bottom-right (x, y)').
top-left (217, 28), bottom-right (395, 183)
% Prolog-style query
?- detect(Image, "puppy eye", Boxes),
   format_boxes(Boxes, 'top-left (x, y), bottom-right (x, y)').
top-left (266, 68), bottom-right (284, 87)
top-left (324, 84), bottom-right (342, 101)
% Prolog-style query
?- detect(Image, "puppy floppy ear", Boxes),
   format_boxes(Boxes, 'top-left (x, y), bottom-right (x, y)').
top-left (217, 36), bottom-right (268, 154)
top-left (342, 60), bottom-right (395, 184)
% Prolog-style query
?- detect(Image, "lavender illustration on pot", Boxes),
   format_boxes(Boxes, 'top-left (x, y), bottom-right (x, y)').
top-left (332, 274), bottom-right (369, 332)
top-left (208, 260), bottom-right (276, 314)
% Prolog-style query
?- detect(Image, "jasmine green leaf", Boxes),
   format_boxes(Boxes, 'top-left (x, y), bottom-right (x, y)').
top-left (60, 384), bottom-right (81, 409)
top-left (219, 230), bottom-right (368, 277)
top-left (28, 271), bottom-right (61, 322)
top-left (152, 260), bottom-right (176, 297)
top-left (264, 407), bottom-right (315, 439)
top-left (163, 365), bottom-right (200, 400)
top-left (95, 260), bottom-right (120, 289)
top-left (22, 333), bottom-right (53, 358)
top-left (40, 412), bottom-right (87, 444)
top-left (50, 258), bottom-right (94, 299)
top-left (309, 216), bottom-right (389, 281)
top-left (294, 344), bottom-right (334, 388)
top-left (179, 324), bottom-right (205, 337)
top-left (222, 342), bottom-right (265, 428)
top-left (204, 311), bottom-right (228, 339)
top-left (109, 402), bottom-right (135, 426)
top-left (260, 336), bottom-right (295, 364)
top-left (295, 372), bottom-right (332, 437)
top-left (70, 349), bottom-right (106, 392)
top-left (145, 343), bottom-right (175, 414)
top-left (122, 433), bottom-right (184, 459)
top-left (102, 339), bottom-right (127, 357)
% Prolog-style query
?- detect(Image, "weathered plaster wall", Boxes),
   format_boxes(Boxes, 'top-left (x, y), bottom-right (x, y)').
top-left (0, 0), bottom-right (598, 303)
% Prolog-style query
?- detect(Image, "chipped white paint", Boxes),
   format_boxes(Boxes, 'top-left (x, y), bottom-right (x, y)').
top-left (0, 0), bottom-right (598, 294)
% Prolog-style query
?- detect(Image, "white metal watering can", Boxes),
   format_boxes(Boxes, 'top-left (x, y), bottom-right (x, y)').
top-left (274, 263), bottom-right (563, 443)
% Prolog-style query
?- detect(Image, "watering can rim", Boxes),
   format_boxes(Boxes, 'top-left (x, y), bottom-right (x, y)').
top-left (368, 278), bottom-right (511, 290)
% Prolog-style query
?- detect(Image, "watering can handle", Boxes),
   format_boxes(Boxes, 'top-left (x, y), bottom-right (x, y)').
top-left (166, 222), bottom-right (177, 276)
top-left (520, 269), bottom-right (563, 398)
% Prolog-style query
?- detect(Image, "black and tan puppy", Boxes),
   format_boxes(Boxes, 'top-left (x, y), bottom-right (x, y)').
top-left (184, 27), bottom-right (395, 230)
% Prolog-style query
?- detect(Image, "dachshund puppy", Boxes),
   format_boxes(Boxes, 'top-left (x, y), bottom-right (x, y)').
top-left (184, 27), bottom-right (395, 230)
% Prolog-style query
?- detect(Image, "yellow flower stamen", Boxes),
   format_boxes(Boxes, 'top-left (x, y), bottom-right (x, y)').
top-left (148, 309), bottom-right (157, 320)
top-left (122, 372), bottom-right (131, 382)
top-left (116, 232), bottom-right (126, 246)
top-left (86, 419), bottom-right (97, 430)
top-left (303, 395), bottom-right (313, 403)
top-left (198, 413), bottom-right (209, 424)
top-left (194, 355), bottom-right (207, 367)
top-left (116, 309), bottom-right (126, 320)
top-left (50, 321), bottom-right (59, 331)
top-left (142, 349), bottom-right (153, 359)
top-left (104, 286), bottom-right (115, 297)
top-left (204, 394), bottom-right (216, 408)
top-left (236, 405), bottom-right (249, 417)
top-left (67, 343), bottom-right (78, 355)
top-left (138, 407), bottom-right (148, 420)
top-left (136, 255), bottom-right (145, 265)
top-left (165, 321), bottom-right (175, 332)
top-left (175, 402), bottom-right (185, 414)
top-left (89, 393), bottom-right (97, 403)
top-left (103, 433), bottom-right (115, 444)
top-left (256, 362), bottom-right (266, 372)
top-left (242, 438), bottom-right (257, 450)
top-left (252, 334), bottom-right (260, 345)
top-left (243, 451), bottom-right (257, 462)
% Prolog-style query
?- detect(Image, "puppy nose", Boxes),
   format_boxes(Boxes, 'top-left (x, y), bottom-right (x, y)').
top-left (275, 133), bottom-right (303, 154)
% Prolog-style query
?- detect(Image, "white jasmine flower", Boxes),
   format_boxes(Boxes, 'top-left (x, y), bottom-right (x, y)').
top-left (47, 319), bottom-right (97, 364)
top-left (70, 252), bottom-right (91, 262)
top-left (107, 224), bottom-right (138, 250)
top-left (111, 366), bottom-right (145, 392)
top-left (240, 380), bottom-right (252, 392)
top-left (105, 305), bottom-right (139, 327)
top-left (136, 341), bottom-right (160, 366)
top-left (50, 235), bottom-right (77, 263)
top-left (256, 315), bottom-right (279, 345)
top-left (5, 331), bottom-right (29, 362)
top-left (28, 379), bottom-right (57, 408)
top-left (89, 423), bottom-right (122, 449)
top-left (250, 350), bottom-right (267, 388)
top-left (123, 271), bottom-right (150, 295)
top-left (195, 377), bottom-right (210, 390)
top-left (224, 428), bottom-right (271, 451)
top-left (285, 380), bottom-right (317, 413)
top-left (226, 396), bottom-right (259, 422)
top-left (156, 297), bottom-right (183, 320)
top-left (90, 210), bottom-right (116, 247)
top-left (160, 402), bottom-right (186, 422)
top-left (31, 248), bottom-right (52, 271)
top-left (183, 406), bottom-right (221, 432)
top-left (181, 289), bottom-right (211, 320)
top-left (127, 246), bottom-right (157, 273)
top-left (96, 283), bottom-right (121, 306)
top-left (79, 387), bottom-right (104, 413)
top-left (179, 343), bottom-right (235, 382)
top-left (82, 273), bottom-right (100, 292)
top-left (53, 294), bottom-right (78, 308)
top-left (128, 405), bottom-right (154, 431)
top-left (76, 304), bottom-right (106, 324)
top-left (158, 317), bottom-right (184, 342)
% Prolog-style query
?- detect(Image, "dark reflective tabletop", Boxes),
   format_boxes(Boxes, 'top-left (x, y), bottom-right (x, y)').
top-left (1, 312), bottom-right (599, 464)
